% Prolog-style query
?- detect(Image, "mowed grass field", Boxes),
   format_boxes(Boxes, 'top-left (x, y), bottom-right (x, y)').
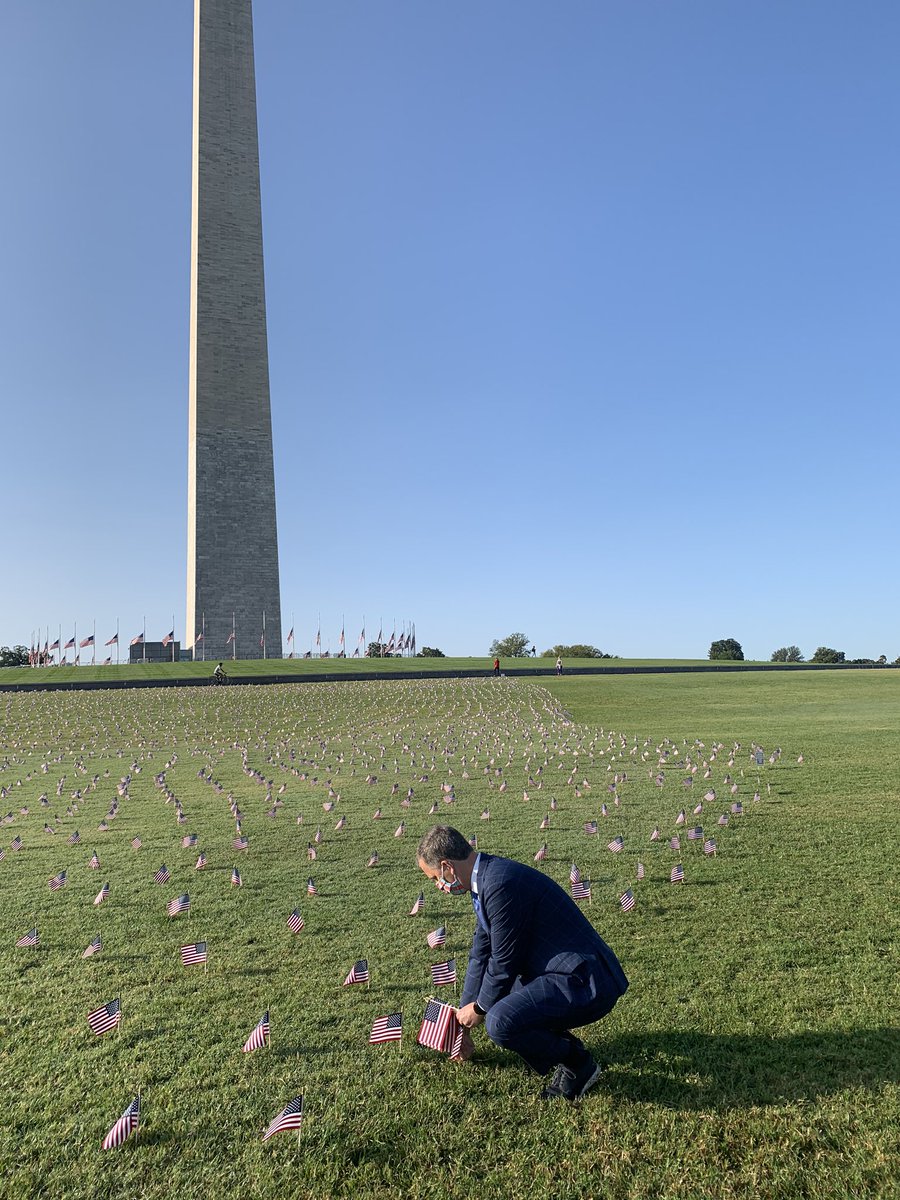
top-left (0, 671), bottom-right (897, 1200)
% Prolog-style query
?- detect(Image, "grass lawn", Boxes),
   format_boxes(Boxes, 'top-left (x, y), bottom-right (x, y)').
top-left (0, 671), bottom-right (897, 1199)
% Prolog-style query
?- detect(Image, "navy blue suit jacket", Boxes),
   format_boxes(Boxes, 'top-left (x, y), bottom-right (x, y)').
top-left (460, 853), bottom-right (628, 1012)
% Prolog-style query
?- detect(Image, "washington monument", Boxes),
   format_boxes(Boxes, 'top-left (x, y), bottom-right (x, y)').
top-left (186, 0), bottom-right (282, 661)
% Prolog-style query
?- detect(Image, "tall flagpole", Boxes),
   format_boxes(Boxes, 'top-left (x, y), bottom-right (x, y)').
top-left (142, 616), bottom-right (146, 664)
top-left (116, 618), bottom-right (119, 666)
top-left (262, 610), bottom-right (267, 660)
top-left (172, 613), bottom-right (176, 663)
top-left (93, 619), bottom-right (96, 666)
top-left (232, 612), bottom-right (236, 662)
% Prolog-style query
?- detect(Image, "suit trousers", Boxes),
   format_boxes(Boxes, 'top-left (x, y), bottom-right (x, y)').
top-left (483, 963), bottom-right (619, 1075)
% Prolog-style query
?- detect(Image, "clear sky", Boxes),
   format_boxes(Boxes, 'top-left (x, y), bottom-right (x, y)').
top-left (2, 1), bottom-right (898, 661)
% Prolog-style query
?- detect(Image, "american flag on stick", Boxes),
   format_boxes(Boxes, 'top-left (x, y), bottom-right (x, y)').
top-left (417, 998), bottom-right (458, 1052)
top-left (195, 852), bottom-right (207, 870)
top-left (369, 1012), bottom-right (403, 1044)
top-left (287, 909), bottom-right (304, 933)
top-left (167, 893), bottom-right (190, 917)
top-left (88, 997), bottom-right (122, 1035)
top-left (131, 837), bottom-right (142, 850)
top-left (703, 838), bottom-right (717, 856)
top-left (102, 1095), bottom-right (140, 1150)
top-left (533, 843), bottom-right (548, 862)
top-left (426, 926), bottom-right (446, 949)
top-left (89, 852), bottom-right (100, 869)
top-left (154, 865), bottom-right (170, 884)
top-left (307, 878), bottom-right (318, 896)
top-left (233, 834), bottom-right (249, 851)
top-left (49, 870), bottom-right (67, 891)
top-left (671, 863), bottom-right (685, 883)
top-left (607, 836), bottom-right (624, 853)
top-left (67, 830), bottom-right (81, 845)
top-left (93, 882), bottom-right (110, 906)
top-left (619, 889), bottom-right (636, 913)
top-left (181, 834), bottom-right (198, 849)
top-left (243, 1011), bottom-right (270, 1052)
top-left (15, 928), bottom-right (39, 948)
top-left (262, 1095), bottom-right (303, 1142)
top-left (181, 942), bottom-right (208, 966)
top-left (687, 826), bottom-right (703, 841)
top-left (409, 892), bottom-right (424, 916)
top-left (343, 959), bottom-right (369, 985)
top-left (82, 935), bottom-right (102, 958)
top-left (231, 866), bottom-right (242, 887)
top-left (430, 959), bottom-right (457, 986)
top-left (570, 863), bottom-right (591, 901)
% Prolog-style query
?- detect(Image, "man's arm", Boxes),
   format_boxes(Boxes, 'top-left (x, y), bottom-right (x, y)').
top-left (459, 919), bottom-right (490, 1008)
top-left (474, 879), bottom-right (532, 1012)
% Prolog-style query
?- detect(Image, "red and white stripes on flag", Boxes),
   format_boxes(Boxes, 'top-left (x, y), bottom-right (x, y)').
top-left (181, 942), bottom-right (208, 965)
top-left (287, 909), bottom-right (304, 933)
top-left (262, 1095), bottom-right (303, 1142)
top-left (243, 1011), bottom-right (270, 1053)
top-left (416, 998), bottom-right (461, 1053)
top-left (430, 959), bottom-right (457, 987)
top-left (166, 894), bottom-right (190, 917)
top-left (88, 997), bottom-right (122, 1035)
top-left (426, 926), bottom-right (447, 949)
top-left (409, 892), bottom-right (424, 916)
top-left (369, 1012), bottom-right (403, 1044)
top-left (102, 1095), bottom-right (140, 1149)
top-left (343, 959), bottom-right (369, 985)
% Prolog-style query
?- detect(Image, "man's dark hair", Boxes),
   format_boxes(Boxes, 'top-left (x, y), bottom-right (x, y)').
top-left (417, 825), bottom-right (473, 868)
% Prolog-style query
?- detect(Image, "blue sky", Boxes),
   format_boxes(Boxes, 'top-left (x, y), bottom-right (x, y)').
top-left (2, 1), bottom-right (898, 660)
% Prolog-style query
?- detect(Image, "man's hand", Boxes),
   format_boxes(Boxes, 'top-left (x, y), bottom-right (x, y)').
top-left (455, 1002), bottom-right (484, 1029)
top-left (450, 1027), bottom-right (476, 1062)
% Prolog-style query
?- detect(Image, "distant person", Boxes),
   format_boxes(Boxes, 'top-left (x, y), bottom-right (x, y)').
top-left (531, 645), bottom-right (537, 657)
top-left (493, 657), bottom-right (500, 677)
top-left (213, 662), bottom-right (226, 684)
top-left (556, 656), bottom-right (563, 676)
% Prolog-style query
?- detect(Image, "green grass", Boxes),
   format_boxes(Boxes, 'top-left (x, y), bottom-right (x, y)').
top-left (0, 673), bottom-right (897, 1199)
top-left (0, 656), bottom-right (843, 686)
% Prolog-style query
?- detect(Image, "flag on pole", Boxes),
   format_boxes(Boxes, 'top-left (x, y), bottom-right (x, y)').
top-left (287, 909), bottom-right (304, 933)
top-left (607, 836), bottom-right (624, 852)
top-left (533, 843), bottom-right (548, 862)
top-left (102, 1095), bottom-right (140, 1150)
top-left (67, 830), bottom-right (81, 845)
top-left (417, 998), bottom-right (458, 1052)
top-left (89, 851), bottom-right (100, 869)
top-left (93, 882), bottom-right (110, 906)
top-left (231, 866), bottom-right (242, 887)
top-left (154, 864), bottom-right (170, 884)
top-left (49, 870), bottom-right (67, 891)
top-left (130, 633), bottom-right (144, 646)
top-left (167, 893), bottom-right (190, 917)
top-left (703, 838), bottom-right (718, 855)
top-left (409, 891), bottom-right (424, 915)
top-left (430, 959), bottom-right (457, 986)
top-left (131, 837), bottom-right (142, 850)
top-left (306, 878), bottom-right (317, 896)
top-left (104, 633), bottom-right (118, 646)
top-left (671, 863), bottom-right (685, 883)
top-left (195, 851), bottom-right (207, 870)
top-left (426, 926), bottom-right (447, 949)
top-left (343, 959), bottom-right (369, 985)
top-left (262, 1095), bottom-right (303, 1142)
top-left (162, 630), bottom-right (174, 647)
top-left (64, 636), bottom-right (76, 649)
top-left (82, 935), bottom-right (102, 958)
top-left (619, 889), bottom-right (636, 912)
top-left (181, 942), bottom-right (208, 966)
top-left (636, 862), bottom-right (645, 880)
top-left (242, 1011), bottom-right (270, 1052)
top-left (87, 997), bottom-right (122, 1035)
top-left (79, 634), bottom-right (95, 648)
top-left (369, 1013), bottom-right (403, 1044)
top-left (15, 928), bottom-right (39, 948)
top-left (569, 863), bottom-right (591, 900)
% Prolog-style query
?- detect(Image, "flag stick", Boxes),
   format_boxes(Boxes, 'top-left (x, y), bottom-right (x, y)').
top-left (135, 1088), bottom-right (140, 1142)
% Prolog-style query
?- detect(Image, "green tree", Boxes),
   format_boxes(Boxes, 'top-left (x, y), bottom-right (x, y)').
top-left (709, 638), bottom-right (744, 661)
top-left (540, 644), bottom-right (612, 659)
top-left (489, 633), bottom-right (530, 658)
top-left (416, 647), bottom-right (445, 658)
top-left (366, 642), bottom-right (397, 659)
top-left (810, 646), bottom-right (845, 664)
top-left (0, 645), bottom-right (29, 667)
top-left (771, 646), bottom-right (804, 663)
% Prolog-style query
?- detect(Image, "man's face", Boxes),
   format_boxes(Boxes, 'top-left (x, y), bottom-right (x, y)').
top-left (418, 856), bottom-right (466, 894)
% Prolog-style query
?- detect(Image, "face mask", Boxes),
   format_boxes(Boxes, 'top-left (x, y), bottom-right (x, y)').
top-left (438, 869), bottom-right (465, 895)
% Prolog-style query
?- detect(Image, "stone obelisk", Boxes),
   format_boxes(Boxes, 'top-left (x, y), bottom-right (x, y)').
top-left (186, 0), bottom-right (282, 661)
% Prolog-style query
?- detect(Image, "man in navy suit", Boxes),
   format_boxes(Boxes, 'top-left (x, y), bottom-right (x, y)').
top-left (417, 825), bottom-right (628, 1101)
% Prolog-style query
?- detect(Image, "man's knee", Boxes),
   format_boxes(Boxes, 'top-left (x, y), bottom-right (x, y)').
top-left (484, 1003), bottom-right (520, 1049)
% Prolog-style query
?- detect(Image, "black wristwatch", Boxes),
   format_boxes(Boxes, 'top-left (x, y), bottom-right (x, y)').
top-left (472, 1001), bottom-right (486, 1016)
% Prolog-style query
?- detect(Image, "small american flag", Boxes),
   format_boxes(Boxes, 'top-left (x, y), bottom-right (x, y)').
top-left (243, 1011), bottom-right (270, 1052)
top-left (584, 821), bottom-right (598, 836)
top-left (89, 852), bottom-right (100, 869)
top-left (570, 863), bottom-right (591, 900)
top-left (540, 815), bottom-right (550, 830)
top-left (93, 882), bottom-right (110, 906)
top-left (307, 843), bottom-right (317, 860)
top-left (687, 826), bottom-right (703, 840)
top-left (49, 870), bottom-right (67, 891)
top-left (636, 861), bottom-right (645, 879)
top-left (88, 997), bottom-right (122, 1035)
top-left (287, 909), bottom-right (304, 933)
top-left (669, 836), bottom-right (681, 851)
top-left (426, 926), bottom-right (446, 949)
top-left (619, 889), bottom-right (636, 912)
top-left (718, 813), bottom-right (730, 826)
top-left (11, 836), bottom-right (23, 851)
top-left (262, 1095), bottom-right (303, 1142)
top-left (366, 851), bottom-right (379, 867)
top-left (607, 836), bottom-right (624, 853)
top-left (82, 935), bottom-right (102, 958)
top-left (343, 959), bottom-right (369, 985)
top-left (181, 834), bottom-right (198, 848)
top-left (731, 801), bottom-right (743, 815)
top-left (650, 826), bottom-right (660, 841)
top-left (167, 893), bottom-right (190, 917)
top-left (533, 843), bottom-right (548, 862)
top-left (675, 810), bottom-right (686, 826)
top-left (154, 865), bottom-right (170, 884)
top-left (15, 927), bottom-right (39, 948)
top-left (313, 827), bottom-right (323, 844)
top-left (233, 835), bottom-right (249, 850)
top-left (369, 1012), bottom-right (403, 1044)
top-left (231, 866), bottom-right (242, 887)
top-left (409, 892), bottom-right (424, 916)
top-left (334, 815), bottom-right (347, 831)
top-left (372, 808), bottom-right (382, 820)
top-left (394, 822), bottom-right (406, 838)
top-left (102, 1095), bottom-right (140, 1150)
top-left (670, 863), bottom-right (685, 883)
top-left (67, 830), bottom-right (81, 845)
top-left (131, 837), bottom-right (142, 849)
top-left (195, 852), bottom-right (207, 870)
top-left (703, 838), bottom-right (717, 855)
top-left (307, 878), bottom-right (317, 896)
top-left (430, 959), bottom-right (457, 986)
top-left (417, 998), bottom-right (456, 1052)
top-left (181, 942), bottom-right (208, 965)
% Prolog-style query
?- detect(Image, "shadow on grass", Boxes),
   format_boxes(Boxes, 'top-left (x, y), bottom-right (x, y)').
top-left (603, 1028), bottom-right (900, 1109)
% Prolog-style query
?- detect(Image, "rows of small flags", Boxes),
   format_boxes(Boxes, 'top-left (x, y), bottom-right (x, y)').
top-left (1, 683), bottom-right (798, 1149)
